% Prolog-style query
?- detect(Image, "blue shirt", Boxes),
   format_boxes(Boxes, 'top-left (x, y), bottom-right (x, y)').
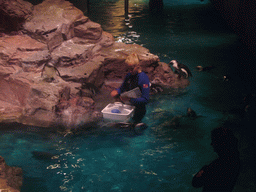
top-left (117, 72), bottom-right (150, 106)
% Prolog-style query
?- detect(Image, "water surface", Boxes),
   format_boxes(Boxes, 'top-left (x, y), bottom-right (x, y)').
top-left (1, 0), bottom-right (255, 191)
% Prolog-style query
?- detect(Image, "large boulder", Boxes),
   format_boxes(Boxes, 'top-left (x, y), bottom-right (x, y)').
top-left (0, 156), bottom-right (23, 192)
top-left (0, 0), bottom-right (33, 31)
top-left (22, 0), bottom-right (102, 51)
top-left (0, 34), bottom-right (49, 72)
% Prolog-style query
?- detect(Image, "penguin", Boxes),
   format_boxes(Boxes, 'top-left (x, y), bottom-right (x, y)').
top-left (170, 115), bottom-right (182, 128)
top-left (150, 83), bottom-right (164, 94)
top-left (196, 65), bottom-right (215, 71)
top-left (41, 60), bottom-right (61, 82)
top-left (169, 60), bottom-right (192, 78)
top-left (223, 75), bottom-right (231, 81)
top-left (187, 107), bottom-right (197, 119)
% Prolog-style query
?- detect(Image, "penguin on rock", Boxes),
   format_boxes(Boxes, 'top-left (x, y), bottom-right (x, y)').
top-left (169, 60), bottom-right (192, 79)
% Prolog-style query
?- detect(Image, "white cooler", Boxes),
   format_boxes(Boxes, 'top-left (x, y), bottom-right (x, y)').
top-left (101, 102), bottom-right (135, 122)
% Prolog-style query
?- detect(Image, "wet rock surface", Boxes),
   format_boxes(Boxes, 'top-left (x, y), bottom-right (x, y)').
top-left (0, 0), bottom-right (190, 129)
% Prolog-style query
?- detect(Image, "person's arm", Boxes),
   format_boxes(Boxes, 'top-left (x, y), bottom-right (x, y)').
top-left (117, 73), bottom-right (130, 95)
top-left (130, 73), bottom-right (150, 105)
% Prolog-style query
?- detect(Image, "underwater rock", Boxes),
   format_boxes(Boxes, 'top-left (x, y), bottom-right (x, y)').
top-left (0, 156), bottom-right (23, 192)
top-left (32, 151), bottom-right (58, 161)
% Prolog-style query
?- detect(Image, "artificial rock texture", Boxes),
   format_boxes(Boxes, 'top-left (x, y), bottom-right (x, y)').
top-left (0, 0), bottom-right (189, 129)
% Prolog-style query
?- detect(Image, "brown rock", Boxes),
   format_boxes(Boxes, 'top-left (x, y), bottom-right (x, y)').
top-left (46, 31), bottom-right (64, 52)
top-left (74, 20), bottom-right (103, 40)
top-left (74, 15), bottom-right (89, 26)
top-left (0, 71), bottom-right (71, 127)
top-left (99, 31), bottom-right (115, 47)
top-left (0, 156), bottom-right (22, 192)
top-left (0, 101), bottom-right (23, 123)
top-left (0, 76), bottom-right (30, 107)
top-left (23, 0), bottom-right (85, 45)
top-left (51, 38), bottom-right (95, 67)
top-left (0, 0), bottom-right (33, 31)
top-left (55, 87), bottom-right (97, 129)
top-left (0, 0), bottom-right (32, 18)
top-left (0, 35), bottom-right (49, 72)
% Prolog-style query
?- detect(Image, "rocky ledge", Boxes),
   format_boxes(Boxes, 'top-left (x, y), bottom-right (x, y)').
top-left (0, 156), bottom-right (23, 192)
top-left (0, 0), bottom-right (190, 130)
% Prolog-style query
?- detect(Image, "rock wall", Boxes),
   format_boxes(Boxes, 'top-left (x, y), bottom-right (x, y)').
top-left (0, 0), bottom-right (33, 31)
top-left (0, 0), bottom-right (189, 129)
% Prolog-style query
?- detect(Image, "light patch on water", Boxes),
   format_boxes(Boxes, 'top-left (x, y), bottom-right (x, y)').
top-left (115, 31), bottom-right (141, 44)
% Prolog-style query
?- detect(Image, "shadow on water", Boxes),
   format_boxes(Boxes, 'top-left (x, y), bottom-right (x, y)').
top-left (21, 177), bottom-right (49, 192)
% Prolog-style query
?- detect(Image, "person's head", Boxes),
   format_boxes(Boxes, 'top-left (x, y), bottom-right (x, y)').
top-left (210, 127), bottom-right (238, 155)
top-left (125, 53), bottom-right (142, 75)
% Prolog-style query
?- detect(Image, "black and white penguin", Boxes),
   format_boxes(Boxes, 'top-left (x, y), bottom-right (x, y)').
top-left (169, 60), bottom-right (192, 78)
top-left (41, 59), bottom-right (61, 82)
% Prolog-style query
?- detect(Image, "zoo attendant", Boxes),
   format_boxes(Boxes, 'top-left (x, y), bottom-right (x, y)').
top-left (111, 53), bottom-right (150, 124)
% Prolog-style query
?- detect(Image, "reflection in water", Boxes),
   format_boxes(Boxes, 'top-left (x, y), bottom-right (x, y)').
top-left (87, 0), bottom-right (149, 37)
top-left (26, 118), bottom-right (211, 192)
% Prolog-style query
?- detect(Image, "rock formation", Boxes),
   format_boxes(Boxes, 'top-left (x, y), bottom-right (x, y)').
top-left (0, 156), bottom-right (23, 192)
top-left (0, 0), bottom-right (33, 32)
top-left (0, 0), bottom-right (190, 129)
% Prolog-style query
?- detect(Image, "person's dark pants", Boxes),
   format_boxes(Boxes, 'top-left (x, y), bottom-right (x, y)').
top-left (132, 105), bottom-right (146, 124)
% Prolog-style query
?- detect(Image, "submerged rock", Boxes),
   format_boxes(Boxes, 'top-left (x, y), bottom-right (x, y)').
top-left (32, 151), bottom-right (58, 161)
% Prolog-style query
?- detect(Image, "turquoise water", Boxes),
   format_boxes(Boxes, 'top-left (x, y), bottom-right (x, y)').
top-left (1, 0), bottom-right (255, 191)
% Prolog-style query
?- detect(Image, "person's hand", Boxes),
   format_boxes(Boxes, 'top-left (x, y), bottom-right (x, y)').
top-left (111, 90), bottom-right (119, 98)
top-left (195, 165), bottom-right (207, 178)
top-left (196, 170), bottom-right (204, 177)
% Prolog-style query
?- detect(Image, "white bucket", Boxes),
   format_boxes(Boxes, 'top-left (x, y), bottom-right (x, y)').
top-left (101, 102), bottom-right (135, 122)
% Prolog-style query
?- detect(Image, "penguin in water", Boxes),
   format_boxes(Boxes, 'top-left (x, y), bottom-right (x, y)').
top-left (196, 65), bottom-right (215, 71)
top-left (169, 60), bottom-right (192, 78)
top-left (187, 107), bottom-right (197, 119)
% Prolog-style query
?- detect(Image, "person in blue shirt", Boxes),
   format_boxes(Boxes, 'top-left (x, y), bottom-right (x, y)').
top-left (111, 53), bottom-right (150, 124)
